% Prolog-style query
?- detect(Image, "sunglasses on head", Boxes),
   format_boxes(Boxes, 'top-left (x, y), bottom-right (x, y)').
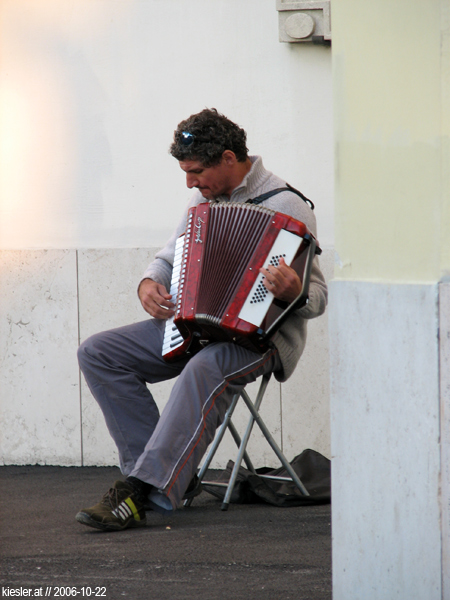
top-left (180, 131), bottom-right (195, 146)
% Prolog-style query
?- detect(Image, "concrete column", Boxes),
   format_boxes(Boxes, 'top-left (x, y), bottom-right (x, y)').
top-left (441, 282), bottom-right (450, 597)
top-left (330, 281), bottom-right (443, 598)
top-left (331, 0), bottom-right (450, 597)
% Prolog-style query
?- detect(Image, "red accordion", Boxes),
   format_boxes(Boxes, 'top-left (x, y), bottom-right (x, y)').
top-left (162, 201), bottom-right (321, 362)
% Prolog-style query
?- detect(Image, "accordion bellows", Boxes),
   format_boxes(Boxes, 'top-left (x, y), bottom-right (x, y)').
top-left (162, 201), bottom-right (319, 362)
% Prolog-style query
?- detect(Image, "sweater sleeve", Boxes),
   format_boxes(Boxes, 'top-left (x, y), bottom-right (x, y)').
top-left (298, 256), bottom-right (328, 320)
top-left (140, 223), bottom-right (182, 293)
top-left (139, 191), bottom-right (203, 293)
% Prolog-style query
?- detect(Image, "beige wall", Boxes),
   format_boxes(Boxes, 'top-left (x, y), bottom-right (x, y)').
top-left (0, 0), bottom-right (334, 467)
top-left (332, 0), bottom-right (450, 282)
top-left (0, 0), bottom-right (334, 250)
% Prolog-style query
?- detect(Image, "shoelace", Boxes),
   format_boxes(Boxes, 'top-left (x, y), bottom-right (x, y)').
top-left (102, 486), bottom-right (129, 509)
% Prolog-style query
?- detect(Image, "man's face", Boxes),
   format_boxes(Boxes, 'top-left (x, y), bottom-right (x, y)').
top-left (179, 157), bottom-right (234, 200)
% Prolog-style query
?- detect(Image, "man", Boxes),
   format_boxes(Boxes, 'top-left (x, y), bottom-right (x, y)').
top-left (76, 108), bottom-right (327, 531)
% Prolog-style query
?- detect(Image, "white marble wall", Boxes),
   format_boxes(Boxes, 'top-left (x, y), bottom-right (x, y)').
top-left (330, 280), bottom-right (444, 600)
top-left (0, 250), bottom-right (81, 465)
top-left (0, 247), bottom-right (333, 469)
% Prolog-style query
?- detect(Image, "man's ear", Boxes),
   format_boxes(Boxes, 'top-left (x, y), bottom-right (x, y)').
top-left (222, 150), bottom-right (237, 165)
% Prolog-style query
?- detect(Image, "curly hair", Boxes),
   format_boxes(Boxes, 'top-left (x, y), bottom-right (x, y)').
top-left (170, 108), bottom-right (249, 167)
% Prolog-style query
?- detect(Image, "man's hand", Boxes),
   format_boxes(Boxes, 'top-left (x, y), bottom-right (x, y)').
top-left (138, 279), bottom-right (175, 319)
top-left (259, 257), bottom-right (302, 304)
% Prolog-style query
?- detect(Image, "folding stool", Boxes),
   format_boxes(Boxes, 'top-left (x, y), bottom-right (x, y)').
top-left (184, 370), bottom-right (310, 510)
top-left (184, 229), bottom-right (320, 510)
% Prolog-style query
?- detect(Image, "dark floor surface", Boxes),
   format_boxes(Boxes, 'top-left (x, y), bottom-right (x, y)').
top-left (0, 466), bottom-right (331, 600)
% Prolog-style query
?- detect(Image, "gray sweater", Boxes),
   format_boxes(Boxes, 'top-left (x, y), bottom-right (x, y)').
top-left (141, 156), bottom-right (328, 381)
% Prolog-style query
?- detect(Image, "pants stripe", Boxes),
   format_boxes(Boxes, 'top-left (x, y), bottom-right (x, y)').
top-left (165, 348), bottom-right (277, 495)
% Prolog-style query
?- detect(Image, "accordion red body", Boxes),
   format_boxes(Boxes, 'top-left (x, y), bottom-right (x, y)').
top-left (162, 201), bottom-right (320, 362)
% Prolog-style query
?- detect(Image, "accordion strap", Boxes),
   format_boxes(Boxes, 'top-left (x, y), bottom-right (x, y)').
top-left (246, 183), bottom-right (315, 210)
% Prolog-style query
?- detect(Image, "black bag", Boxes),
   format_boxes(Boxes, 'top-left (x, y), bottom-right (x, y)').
top-left (202, 449), bottom-right (330, 507)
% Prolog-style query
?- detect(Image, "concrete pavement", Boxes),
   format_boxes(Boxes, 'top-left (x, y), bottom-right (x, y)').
top-left (0, 465), bottom-right (331, 599)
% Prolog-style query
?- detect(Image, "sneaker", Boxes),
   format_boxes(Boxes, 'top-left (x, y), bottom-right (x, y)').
top-left (76, 481), bottom-right (147, 532)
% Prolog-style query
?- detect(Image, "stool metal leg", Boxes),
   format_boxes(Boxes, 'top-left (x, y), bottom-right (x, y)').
top-left (226, 420), bottom-right (256, 473)
top-left (183, 390), bottom-right (255, 508)
top-left (240, 390), bottom-right (310, 497)
top-left (220, 373), bottom-right (272, 510)
top-left (186, 371), bottom-right (310, 510)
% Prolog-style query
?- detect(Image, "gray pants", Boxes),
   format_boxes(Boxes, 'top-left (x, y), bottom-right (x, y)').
top-left (77, 318), bottom-right (281, 509)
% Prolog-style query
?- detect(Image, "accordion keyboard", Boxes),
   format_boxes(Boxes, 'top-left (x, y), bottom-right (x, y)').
top-left (162, 235), bottom-right (185, 359)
